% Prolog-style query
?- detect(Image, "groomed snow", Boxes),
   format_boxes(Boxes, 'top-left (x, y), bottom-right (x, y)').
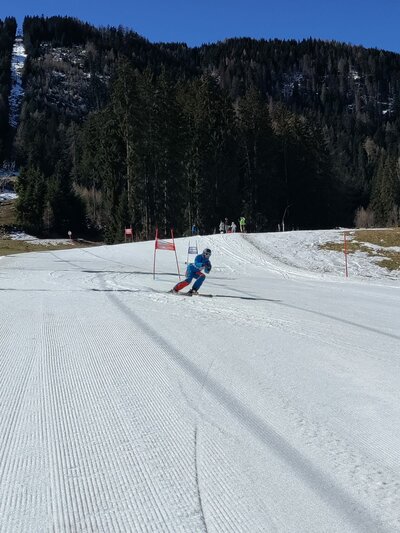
top-left (0, 229), bottom-right (399, 532)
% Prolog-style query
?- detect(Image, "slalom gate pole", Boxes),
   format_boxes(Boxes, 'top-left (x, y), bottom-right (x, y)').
top-left (153, 228), bottom-right (158, 279)
top-left (171, 229), bottom-right (181, 279)
top-left (344, 231), bottom-right (349, 278)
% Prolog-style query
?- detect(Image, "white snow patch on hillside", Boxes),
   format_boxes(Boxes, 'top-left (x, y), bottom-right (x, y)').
top-left (0, 191), bottom-right (17, 202)
top-left (8, 37), bottom-right (27, 128)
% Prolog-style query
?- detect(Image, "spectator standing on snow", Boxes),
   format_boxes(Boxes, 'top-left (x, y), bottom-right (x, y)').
top-left (231, 221), bottom-right (237, 233)
top-left (239, 216), bottom-right (246, 233)
top-left (219, 220), bottom-right (225, 234)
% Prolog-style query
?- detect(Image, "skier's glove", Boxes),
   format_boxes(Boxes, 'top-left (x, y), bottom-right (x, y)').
top-left (205, 265), bottom-right (211, 274)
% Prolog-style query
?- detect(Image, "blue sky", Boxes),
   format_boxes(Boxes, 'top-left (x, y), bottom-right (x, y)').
top-left (1, 0), bottom-right (400, 53)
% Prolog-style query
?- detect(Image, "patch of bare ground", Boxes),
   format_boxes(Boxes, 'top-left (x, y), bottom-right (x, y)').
top-left (319, 228), bottom-right (400, 271)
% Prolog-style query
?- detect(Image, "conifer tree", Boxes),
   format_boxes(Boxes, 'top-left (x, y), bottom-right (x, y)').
top-left (180, 75), bottom-right (238, 233)
top-left (47, 158), bottom-right (85, 234)
top-left (370, 153), bottom-right (400, 225)
top-left (16, 166), bottom-right (47, 234)
top-left (110, 61), bottom-right (140, 216)
top-left (237, 87), bottom-right (276, 230)
top-left (148, 69), bottom-right (185, 236)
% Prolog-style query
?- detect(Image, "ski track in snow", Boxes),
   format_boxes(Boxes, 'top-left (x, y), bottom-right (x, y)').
top-left (0, 230), bottom-right (399, 532)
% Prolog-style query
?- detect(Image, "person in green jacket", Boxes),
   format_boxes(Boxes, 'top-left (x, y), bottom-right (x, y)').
top-left (239, 216), bottom-right (246, 233)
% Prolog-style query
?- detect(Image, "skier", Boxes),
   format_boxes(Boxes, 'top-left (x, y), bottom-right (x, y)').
top-left (171, 248), bottom-right (212, 295)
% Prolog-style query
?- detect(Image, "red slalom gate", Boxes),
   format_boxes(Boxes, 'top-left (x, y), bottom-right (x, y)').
top-left (153, 228), bottom-right (181, 280)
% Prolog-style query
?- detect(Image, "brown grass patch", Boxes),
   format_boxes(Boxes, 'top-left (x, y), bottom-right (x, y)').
top-left (320, 241), bottom-right (371, 254)
top-left (0, 237), bottom-right (101, 256)
top-left (375, 252), bottom-right (400, 271)
top-left (354, 228), bottom-right (400, 247)
top-left (319, 228), bottom-right (400, 271)
top-left (0, 200), bottom-right (17, 226)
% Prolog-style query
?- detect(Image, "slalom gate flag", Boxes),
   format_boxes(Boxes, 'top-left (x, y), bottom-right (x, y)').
top-left (153, 228), bottom-right (181, 280)
top-left (156, 239), bottom-right (176, 251)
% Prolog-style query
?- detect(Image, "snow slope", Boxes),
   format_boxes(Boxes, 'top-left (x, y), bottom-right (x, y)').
top-left (0, 230), bottom-right (399, 532)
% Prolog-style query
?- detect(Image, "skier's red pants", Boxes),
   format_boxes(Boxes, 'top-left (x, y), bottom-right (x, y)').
top-left (173, 269), bottom-right (205, 292)
top-left (174, 280), bottom-right (190, 291)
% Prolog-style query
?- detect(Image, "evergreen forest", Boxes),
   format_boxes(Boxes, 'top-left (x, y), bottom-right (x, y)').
top-left (1, 16), bottom-right (400, 241)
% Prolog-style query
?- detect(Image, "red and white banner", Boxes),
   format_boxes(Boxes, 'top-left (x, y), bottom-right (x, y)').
top-left (155, 239), bottom-right (175, 251)
top-left (153, 228), bottom-right (181, 280)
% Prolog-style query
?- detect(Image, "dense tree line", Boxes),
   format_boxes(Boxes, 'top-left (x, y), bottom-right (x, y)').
top-left (0, 17), bottom-right (16, 161)
top-left (12, 17), bottom-right (400, 238)
top-left (192, 37), bottom-right (400, 226)
top-left (69, 65), bottom-right (336, 241)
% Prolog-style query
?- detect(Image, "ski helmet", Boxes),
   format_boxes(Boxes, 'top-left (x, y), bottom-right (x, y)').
top-left (202, 248), bottom-right (211, 257)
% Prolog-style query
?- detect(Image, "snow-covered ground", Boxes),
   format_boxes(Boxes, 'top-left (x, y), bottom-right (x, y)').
top-left (8, 37), bottom-right (27, 128)
top-left (8, 231), bottom-right (72, 245)
top-left (0, 230), bottom-right (399, 532)
top-left (0, 191), bottom-right (17, 203)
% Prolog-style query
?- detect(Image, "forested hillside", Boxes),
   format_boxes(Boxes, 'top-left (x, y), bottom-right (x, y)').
top-left (3, 16), bottom-right (400, 240)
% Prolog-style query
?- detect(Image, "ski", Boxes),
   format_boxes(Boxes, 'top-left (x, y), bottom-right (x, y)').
top-left (168, 290), bottom-right (213, 298)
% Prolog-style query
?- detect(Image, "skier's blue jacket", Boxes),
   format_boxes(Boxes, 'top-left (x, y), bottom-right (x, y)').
top-left (185, 254), bottom-right (212, 280)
